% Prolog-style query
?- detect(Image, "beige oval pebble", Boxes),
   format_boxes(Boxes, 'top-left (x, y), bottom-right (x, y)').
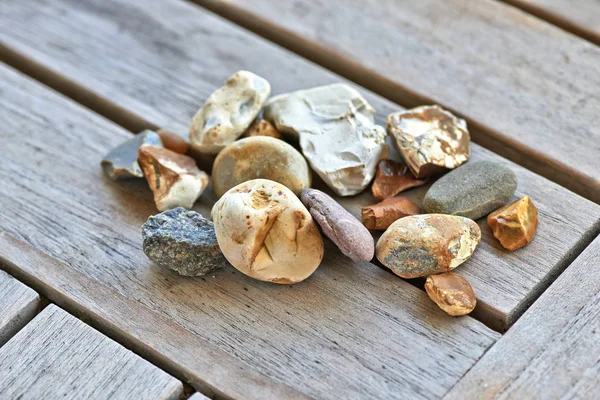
top-left (211, 179), bottom-right (324, 284)
top-left (425, 272), bottom-right (477, 316)
top-left (212, 137), bottom-right (311, 198)
top-left (376, 214), bottom-right (481, 278)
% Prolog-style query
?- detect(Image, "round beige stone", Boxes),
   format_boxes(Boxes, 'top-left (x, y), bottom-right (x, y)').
top-left (211, 179), bottom-right (324, 284)
top-left (212, 136), bottom-right (311, 198)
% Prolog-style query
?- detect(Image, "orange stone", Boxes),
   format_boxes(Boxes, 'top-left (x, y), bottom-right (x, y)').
top-left (242, 119), bottom-right (283, 139)
top-left (156, 128), bottom-right (189, 154)
top-left (487, 195), bottom-right (538, 251)
top-left (361, 196), bottom-right (420, 230)
top-left (425, 272), bottom-right (477, 316)
top-left (371, 159), bottom-right (429, 200)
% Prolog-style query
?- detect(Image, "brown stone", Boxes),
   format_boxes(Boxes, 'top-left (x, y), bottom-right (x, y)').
top-left (242, 119), bottom-right (283, 139)
top-left (371, 160), bottom-right (429, 200)
top-left (361, 196), bottom-right (420, 231)
top-left (487, 195), bottom-right (538, 251)
top-left (156, 128), bottom-right (189, 154)
top-left (387, 105), bottom-right (470, 178)
top-left (425, 272), bottom-right (477, 316)
top-left (138, 145), bottom-right (209, 211)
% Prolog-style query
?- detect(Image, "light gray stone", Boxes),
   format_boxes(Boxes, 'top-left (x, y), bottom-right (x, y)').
top-left (101, 130), bottom-right (162, 180)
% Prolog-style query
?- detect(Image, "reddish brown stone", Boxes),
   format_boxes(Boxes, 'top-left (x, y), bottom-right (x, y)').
top-left (425, 272), bottom-right (477, 316)
top-left (157, 128), bottom-right (189, 154)
top-left (371, 160), bottom-right (429, 200)
top-left (361, 196), bottom-right (420, 231)
top-left (242, 119), bottom-right (283, 139)
top-left (487, 195), bottom-right (538, 251)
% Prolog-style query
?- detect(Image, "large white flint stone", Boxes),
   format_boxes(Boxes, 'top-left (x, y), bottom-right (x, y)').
top-left (263, 83), bottom-right (388, 196)
top-left (189, 71), bottom-right (270, 155)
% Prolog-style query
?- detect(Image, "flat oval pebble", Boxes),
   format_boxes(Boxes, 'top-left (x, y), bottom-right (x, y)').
top-left (212, 136), bottom-right (311, 197)
top-left (301, 188), bottom-right (374, 262)
top-left (142, 207), bottom-right (228, 276)
top-left (376, 214), bottom-right (481, 278)
top-left (212, 179), bottom-right (324, 284)
top-left (423, 161), bottom-right (517, 220)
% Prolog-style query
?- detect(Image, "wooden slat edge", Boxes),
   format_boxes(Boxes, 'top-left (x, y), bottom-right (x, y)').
top-left (188, 0), bottom-right (600, 204)
top-left (0, 231), bottom-right (311, 400)
top-left (0, 270), bottom-right (41, 347)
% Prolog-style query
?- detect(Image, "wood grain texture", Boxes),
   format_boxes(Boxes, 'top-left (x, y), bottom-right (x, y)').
top-left (0, 304), bottom-right (182, 400)
top-left (0, 0), bottom-right (598, 331)
top-left (189, 393), bottom-right (211, 400)
top-left (191, 0), bottom-right (600, 203)
top-left (444, 235), bottom-right (600, 399)
top-left (505, 0), bottom-right (600, 45)
top-left (0, 65), bottom-right (499, 399)
top-left (0, 270), bottom-right (39, 346)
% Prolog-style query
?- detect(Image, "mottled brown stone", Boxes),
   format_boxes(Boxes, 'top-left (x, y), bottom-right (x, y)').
top-left (487, 195), bottom-right (538, 251)
top-left (361, 196), bottom-right (420, 231)
top-left (376, 214), bottom-right (481, 278)
top-left (157, 128), bottom-right (189, 154)
top-left (242, 119), bottom-right (283, 139)
top-left (371, 160), bottom-right (429, 200)
top-left (387, 105), bottom-right (470, 178)
top-left (138, 145), bottom-right (209, 211)
top-left (425, 272), bottom-right (477, 316)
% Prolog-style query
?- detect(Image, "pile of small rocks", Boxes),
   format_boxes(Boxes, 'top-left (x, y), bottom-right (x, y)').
top-left (101, 71), bottom-right (539, 318)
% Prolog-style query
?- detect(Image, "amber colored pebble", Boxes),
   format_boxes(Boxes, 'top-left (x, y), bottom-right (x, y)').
top-left (425, 272), bottom-right (476, 316)
top-left (157, 128), bottom-right (189, 154)
top-left (371, 160), bottom-right (429, 200)
top-left (242, 119), bottom-right (283, 140)
top-left (487, 195), bottom-right (538, 251)
top-left (361, 196), bottom-right (420, 230)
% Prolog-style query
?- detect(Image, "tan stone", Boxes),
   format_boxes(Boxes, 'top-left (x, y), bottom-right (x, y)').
top-left (371, 159), bottom-right (429, 200)
top-left (138, 145), bottom-right (209, 211)
top-left (376, 214), bottom-right (481, 278)
top-left (387, 105), bottom-right (470, 178)
top-left (487, 195), bottom-right (538, 251)
top-left (361, 197), bottom-right (420, 231)
top-left (425, 272), bottom-right (477, 316)
top-left (242, 119), bottom-right (282, 139)
top-left (212, 136), bottom-right (311, 198)
top-left (156, 128), bottom-right (189, 154)
top-left (211, 179), bottom-right (324, 284)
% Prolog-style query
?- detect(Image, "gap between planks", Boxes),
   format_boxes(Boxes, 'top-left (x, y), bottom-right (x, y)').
top-left (502, 0), bottom-right (600, 46)
top-left (188, 0), bottom-right (600, 205)
top-left (1, 36), bottom-right (598, 335)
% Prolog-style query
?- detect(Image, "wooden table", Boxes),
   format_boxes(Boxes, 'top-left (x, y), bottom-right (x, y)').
top-left (0, 1), bottom-right (598, 399)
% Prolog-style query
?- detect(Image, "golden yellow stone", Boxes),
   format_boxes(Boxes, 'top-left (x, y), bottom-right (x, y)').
top-left (387, 105), bottom-right (470, 178)
top-left (242, 119), bottom-right (283, 140)
top-left (487, 195), bottom-right (538, 251)
top-left (425, 272), bottom-right (477, 316)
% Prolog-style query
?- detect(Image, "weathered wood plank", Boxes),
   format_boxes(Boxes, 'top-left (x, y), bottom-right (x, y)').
top-left (191, 0), bottom-right (600, 203)
top-left (189, 393), bottom-right (211, 400)
top-left (506, 0), bottom-right (600, 45)
top-left (444, 235), bottom-right (600, 399)
top-left (0, 270), bottom-right (39, 346)
top-left (0, 304), bottom-right (183, 400)
top-left (0, 65), bottom-right (499, 399)
top-left (0, 0), bottom-right (598, 331)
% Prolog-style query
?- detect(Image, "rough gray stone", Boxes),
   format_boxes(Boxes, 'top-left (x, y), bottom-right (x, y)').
top-left (423, 161), bottom-right (517, 220)
top-left (300, 188), bottom-right (374, 262)
top-left (142, 207), bottom-right (228, 276)
top-left (101, 130), bottom-right (162, 180)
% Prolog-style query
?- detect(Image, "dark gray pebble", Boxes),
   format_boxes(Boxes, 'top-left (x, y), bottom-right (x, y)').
top-left (142, 207), bottom-right (228, 276)
top-left (423, 161), bottom-right (517, 220)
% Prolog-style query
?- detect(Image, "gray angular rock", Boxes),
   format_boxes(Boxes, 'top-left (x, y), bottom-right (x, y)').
top-left (423, 161), bottom-right (517, 220)
top-left (300, 188), bottom-right (374, 262)
top-left (101, 130), bottom-right (163, 180)
top-left (142, 207), bottom-right (228, 276)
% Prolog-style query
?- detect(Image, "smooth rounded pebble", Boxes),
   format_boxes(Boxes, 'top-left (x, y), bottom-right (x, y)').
top-left (376, 214), bottom-right (481, 278)
top-left (301, 188), bottom-right (374, 262)
top-left (212, 136), bottom-right (311, 198)
top-left (142, 207), bottom-right (228, 276)
top-left (425, 272), bottom-right (477, 316)
top-left (211, 179), bottom-right (324, 284)
top-left (423, 160), bottom-right (517, 220)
